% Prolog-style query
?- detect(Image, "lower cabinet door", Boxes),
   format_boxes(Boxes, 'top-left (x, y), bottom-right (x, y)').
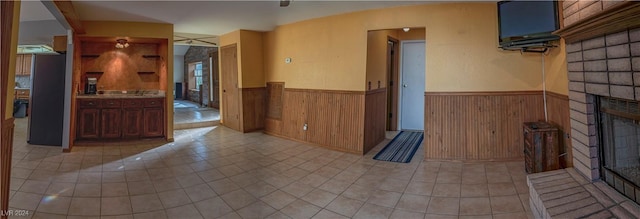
top-left (122, 108), bottom-right (143, 138)
top-left (143, 108), bottom-right (164, 137)
top-left (77, 108), bottom-right (100, 139)
top-left (100, 108), bottom-right (122, 139)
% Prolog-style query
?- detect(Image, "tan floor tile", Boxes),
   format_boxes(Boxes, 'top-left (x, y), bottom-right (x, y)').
top-left (265, 211), bottom-right (293, 219)
top-left (18, 180), bottom-right (50, 194)
top-left (77, 172), bottom-right (102, 184)
top-left (461, 183), bottom-right (489, 197)
top-left (9, 192), bottom-right (43, 210)
top-left (405, 181), bottom-right (434, 196)
top-left (427, 197), bottom-right (460, 215)
top-left (152, 178), bottom-right (181, 193)
top-left (301, 189), bottom-right (338, 207)
top-left (396, 194), bottom-right (429, 213)
top-left (353, 203), bottom-right (393, 219)
top-left (236, 201), bottom-right (277, 219)
top-left (102, 182), bottom-right (129, 197)
top-left (74, 183), bottom-right (101, 197)
top-left (132, 210), bottom-right (167, 219)
top-left (459, 215), bottom-right (493, 219)
top-left (165, 204), bottom-right (203, 219)
top-left (102, 172), bottom-right (126, 183)
top-left (124, 170), bottom-right (150, 182)
top-left (157, 189), bottom-right (192, 208)
top-left (378, 178), bottom-right (410, 193)
top-left (433, 183), bottom-right (461, 197)
top-left (220, 189), bottom-right (258, 210)
top-left (488, 182), bottom-right (517, 196)
top-left (325, 195), bottom-right (364, 217)
top-left (101, 197), bottom-right (132, 216)
top-left (367, 190), bottom-right (402, 208)
top-left (130, 194), bottom-right (164, 213)
top-left (68, 197), bottom-right (101, 216)
top-left (437, 172), bottom-right (462, 184)
top-left (281, 181), bottom-right (314, 198)
top-left (312, 209), bottom-right (349, 219)
top-left (281, 199), bottom-right (321, 219)
top-left (175, 173), bottom-right (205, 188)
top-left (490, 195), bottom-right (524, 214)
top-left (208, 178), bottom-right (241, 195)
top-left (460, 197), bottom-right (491, 215)
top-left (342, 184), bottom-right (376, 201)
top-left (390, 209), bottom-right (426, 219)
top-left (194, 197), bottom-right (233, 218)
top-left (243, 181), bottom-right (278, 198)
top-left (318, 179), bottom-right (351, 194)
top-left (462, 172), bottom-right (488, 184)
top-left (260, 190), bottom-right (297, 210)
top-left (127, 181), bottom-right (156, 196)
top-left (183, 183), bottom-right (217, 202)
top-left (36, 196), bottom-right (71, 215)
top-left (45, 182), bottom-right (76, 196)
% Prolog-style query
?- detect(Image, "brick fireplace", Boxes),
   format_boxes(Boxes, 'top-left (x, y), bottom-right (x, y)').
top-left (567, 28), bottom-right (640, 179)
top-left (520, 2), bottom-right (640, 217)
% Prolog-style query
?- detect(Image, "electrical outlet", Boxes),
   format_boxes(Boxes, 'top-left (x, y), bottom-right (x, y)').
top-left (303, 123), bottom-right (308, 131)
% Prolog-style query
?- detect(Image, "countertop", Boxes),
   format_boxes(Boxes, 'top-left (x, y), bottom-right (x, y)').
top-left (76, 94), bottom-right (165, 99)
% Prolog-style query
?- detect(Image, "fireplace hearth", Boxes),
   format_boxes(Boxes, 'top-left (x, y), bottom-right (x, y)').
top-left (598, 97), bottom-right (640, 204)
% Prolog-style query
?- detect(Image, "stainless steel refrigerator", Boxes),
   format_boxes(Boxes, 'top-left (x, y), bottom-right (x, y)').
top-left (28, 54), bottom-right (65, 146)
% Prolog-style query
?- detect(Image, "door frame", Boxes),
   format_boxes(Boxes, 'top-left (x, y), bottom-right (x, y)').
top-left (398, 40), bottom-right (426, 131)
top-left (386, 37), bottom-right (400, 131)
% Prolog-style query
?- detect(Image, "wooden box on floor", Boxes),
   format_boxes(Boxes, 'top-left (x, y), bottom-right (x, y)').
top-left (523, 122), bottom-right (560, 174)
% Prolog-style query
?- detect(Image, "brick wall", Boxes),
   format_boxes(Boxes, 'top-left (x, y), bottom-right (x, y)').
top-left (184, 46), bottom-right (217, 105)
top-left (563, 0), bottom-right (640, 180)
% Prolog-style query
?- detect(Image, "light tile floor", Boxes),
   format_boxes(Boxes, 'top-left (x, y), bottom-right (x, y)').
top-left (174, 100), bottom-right (220, 124)
top-left (8, 118), bottom-right (533, 218)
top-left (174, 100), bottom-right (220, 130)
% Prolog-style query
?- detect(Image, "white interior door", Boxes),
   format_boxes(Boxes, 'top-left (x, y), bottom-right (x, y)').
top-left (400, 41), bottom-right (425, 131)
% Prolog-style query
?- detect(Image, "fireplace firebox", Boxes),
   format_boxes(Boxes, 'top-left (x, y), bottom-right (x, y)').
top-left (598, 97), bottom-right (640, 204)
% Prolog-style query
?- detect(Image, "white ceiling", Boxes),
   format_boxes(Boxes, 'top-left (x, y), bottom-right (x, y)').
top-left (21, 0), bottom-right (430, 36)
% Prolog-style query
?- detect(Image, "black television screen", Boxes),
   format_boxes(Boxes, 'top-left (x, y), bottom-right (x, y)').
top-left (498, 0), bottom-right (559, 46)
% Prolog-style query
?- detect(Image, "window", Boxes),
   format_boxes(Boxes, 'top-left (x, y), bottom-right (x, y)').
top-left (189, 62), bottom-right (203, 90)
top-left (194, 62), bottom-right (203, 90)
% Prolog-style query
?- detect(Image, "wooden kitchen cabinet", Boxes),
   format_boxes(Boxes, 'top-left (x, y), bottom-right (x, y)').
top-left (77, 108), bottom-right (100, 139)
top-left (76, 97), bottom-right (164, 142)
top-left (15, 54), bottom-right (32, 76)
top-left (143, 98), bottom-right (164, 137)
top-left (100, 109), bottom-right (121, 139)
top-left (122, 99), bottom-right (143, 138)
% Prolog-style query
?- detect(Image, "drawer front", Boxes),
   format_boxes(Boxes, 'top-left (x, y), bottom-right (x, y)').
top-left (102, 99), bottom-right (122, 108)
top-left (78, 99), bottom-right (101, 108)
top-left (144, 99), bottom-right (163, 108)
top-left (123, 99), bottom-right (144, 108)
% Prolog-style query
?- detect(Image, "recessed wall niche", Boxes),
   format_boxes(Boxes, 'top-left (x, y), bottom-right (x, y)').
top-left (80, 39), bottom-right (163, 91)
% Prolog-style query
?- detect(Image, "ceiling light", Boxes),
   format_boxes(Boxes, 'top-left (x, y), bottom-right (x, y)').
top-left (403, 27), bottom-right (410, 32)
top-left (115, 39), bottom-right (129, 49)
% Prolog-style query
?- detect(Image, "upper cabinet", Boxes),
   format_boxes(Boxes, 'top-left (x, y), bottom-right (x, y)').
top-left (15, 54), bottom-right (32, 76)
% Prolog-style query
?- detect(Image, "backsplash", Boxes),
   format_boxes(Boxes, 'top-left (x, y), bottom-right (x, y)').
top-left (15, 75), bottom-right (30, 88)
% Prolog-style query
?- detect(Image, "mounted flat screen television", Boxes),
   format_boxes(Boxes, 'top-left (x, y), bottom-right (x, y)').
top-left (498, 0), bottom-right (560, 48)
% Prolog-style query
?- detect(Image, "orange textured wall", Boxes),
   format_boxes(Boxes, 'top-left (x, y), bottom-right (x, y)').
top-left (81, 42), bottom-right (161, 91)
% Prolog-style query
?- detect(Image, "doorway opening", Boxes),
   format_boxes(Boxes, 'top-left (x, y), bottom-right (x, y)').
top-left (370, 28), bottom-right (426, 139)
top-left (173, 46), bottom-right (220, 130)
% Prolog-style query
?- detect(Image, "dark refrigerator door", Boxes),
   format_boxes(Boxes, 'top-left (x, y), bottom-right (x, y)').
top-left (28, 54), bottom-right (65, 146)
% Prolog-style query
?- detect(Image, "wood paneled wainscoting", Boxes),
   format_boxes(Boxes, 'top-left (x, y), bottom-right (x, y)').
top-left (424, 91), bottom-right (547, 161)
top-left (240, 87), bottom-right (266, 132)
top-left (264, 88), bottom-right (370, 154)
top-left (546, 91), bottom-right (573, 168)
top-left (364, 88), bottom-right (387, 153)
top-left (0, 119), bottom-right (13, 212)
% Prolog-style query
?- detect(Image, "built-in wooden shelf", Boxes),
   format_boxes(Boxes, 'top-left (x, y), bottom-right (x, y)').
top-left (142, 55), bottom-right (161, 58)
top-left (85, 71), bottom-right (103, 74)
top-left (81, 55), bottom-right (100, 58)
top-left (137, 71), bottom-right (155, 74)
top-left (553, 1), bottom-right (640, 43)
